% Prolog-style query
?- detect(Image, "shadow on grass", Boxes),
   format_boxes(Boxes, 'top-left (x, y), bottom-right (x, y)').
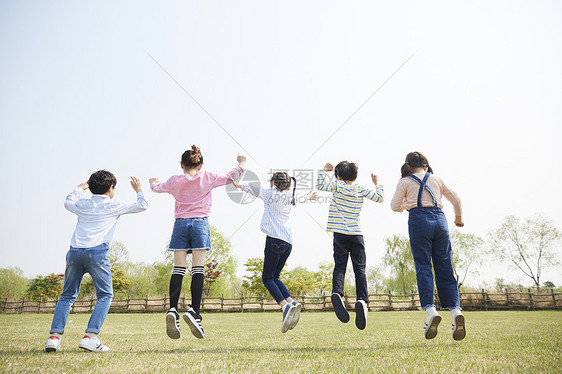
top-left (0, 342), bottom-right (461, 357)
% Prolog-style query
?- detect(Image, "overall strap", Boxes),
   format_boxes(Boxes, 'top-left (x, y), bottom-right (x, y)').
top-left (407, 172), bottom-right (437, 208)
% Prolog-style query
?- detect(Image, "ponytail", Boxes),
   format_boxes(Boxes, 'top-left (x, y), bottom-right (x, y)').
top-left (181, 145), bottom-right (204, 168)
top-left (402, 151), bottom-right (433, 178)
top-left (290, 177), bottom-right (297, 206)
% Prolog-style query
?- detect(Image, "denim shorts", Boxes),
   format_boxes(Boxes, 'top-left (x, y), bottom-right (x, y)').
top-left (169, 217), bottom-right (211, 252)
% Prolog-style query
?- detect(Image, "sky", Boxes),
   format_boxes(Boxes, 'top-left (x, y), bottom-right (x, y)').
top-left (1, 0), bottom-right (561, 288)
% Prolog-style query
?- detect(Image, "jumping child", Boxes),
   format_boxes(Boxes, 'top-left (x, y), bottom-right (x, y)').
top-left (45, 171), bottom-right (148, 352)
top-left (390, 151), bottom-right (466, 341)
top-left (234, 172), bottom-right (317, 332)
top-left (150, 145), bottom-right (245, 340)
top-left (316, 161), bottom-right (383, 330)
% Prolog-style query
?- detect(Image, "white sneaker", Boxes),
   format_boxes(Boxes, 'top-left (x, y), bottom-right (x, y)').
top-left (183, 308), bottom-right (205, 339)
top-left (289, 301), bottom-right (302, 330)
top-left (424, 314), bottom-right (442, 340)
top-left (45, 336), bottom-right (61, 352)
top-left (166, 308), bottom-right (181, 339)
top-left (355, 300), bottom-right (368, 330)
top-left (78, 335), bottom-right (109, 352)
top-left (452, 312), bottom-right (466, 341)
top-left (281, 303), bottom-right (296, 333)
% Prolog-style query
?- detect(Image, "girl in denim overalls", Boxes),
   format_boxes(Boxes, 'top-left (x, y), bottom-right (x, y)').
top-left (390, 152), bottom-right (466, 341)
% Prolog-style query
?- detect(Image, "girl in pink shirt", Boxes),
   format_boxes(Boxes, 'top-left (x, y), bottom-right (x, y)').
top-left (150, 145), bottom-right (246, 340)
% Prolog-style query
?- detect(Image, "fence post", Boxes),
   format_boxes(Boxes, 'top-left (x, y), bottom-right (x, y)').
top-left (163, 296), bottom-right (167, 311)
top-left (410, 290), bottom-right (415, 310)
top-left (323, 294), bottom-right (327, 311)
top-left (528, 288), bottom-right (534, 310)
top-left (552, 289), bottom-right (557, 308)
top-left (388, 291), bottom-right (392, 311)
top-left (344, 293), bottom-right (349, 309)
top-left (90, 296), bottom-right (94, 313)
top-left (2, 298), bottom-right (6, 313)
top-left (37, 298), bottom-right (42, 313)
top-left (240, 295), bottom-right (244, 313)
top-left (481, 289), bottom-right (487, 311)
top-left (145, 296), bottom-right (149, 312)
top-left (505, 288), bottom-right (511, 308)
top-left (21, 299), bottom-right (25, 314)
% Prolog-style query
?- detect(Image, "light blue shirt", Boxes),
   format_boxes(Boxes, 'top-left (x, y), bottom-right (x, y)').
top-left (64, 188), bottom-right (148, 248)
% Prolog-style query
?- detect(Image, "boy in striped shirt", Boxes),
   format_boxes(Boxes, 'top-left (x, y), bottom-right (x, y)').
top-left (316, 161), bottom-right (383, 330)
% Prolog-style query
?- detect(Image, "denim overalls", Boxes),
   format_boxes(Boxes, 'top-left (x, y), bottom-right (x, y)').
top-left (408, 172), bottom-right (460, 310)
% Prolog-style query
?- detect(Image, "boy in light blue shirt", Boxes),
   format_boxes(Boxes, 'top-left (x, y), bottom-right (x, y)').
top-left (45, 170), bottom-right (147, 353)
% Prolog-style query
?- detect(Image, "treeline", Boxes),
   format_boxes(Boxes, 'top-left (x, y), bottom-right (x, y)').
top-left (1, 214), bottom-right (560, 301)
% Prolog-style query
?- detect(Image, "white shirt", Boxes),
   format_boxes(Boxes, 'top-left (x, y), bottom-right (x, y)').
top-left (64, 188), bottom-right (148, 248)
top-left (241, 184), bottom-right (299, 244)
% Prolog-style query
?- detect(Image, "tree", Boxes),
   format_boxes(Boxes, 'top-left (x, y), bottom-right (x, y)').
top-left (282, 266), bottom-right (318, 296)
top-left (366, 266), bottom-right (385, 294)
top-left (203, 260), bottom-right (222, 296)
top-left (543, 281), bottom-right (555, 289)
top-left (314, 262), bottom-right (334, 295)
top-left (488, 215), bottom-right (561, 292)
top-left (0, 267), bottom-right (29, 299)
top-left (383, 235), bottom-right (417, 294)
top-left (450, 229), bottom-right (485, 289)
top-left (26, 273), bottom-right (64, 300)
top-left (109, 241), bottom-right (130, 268)
top-left (242, 257), bottom-right (268, 296)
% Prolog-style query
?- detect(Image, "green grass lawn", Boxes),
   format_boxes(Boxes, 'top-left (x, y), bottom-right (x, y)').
top-left (0, 310), bottom-right (560, 373)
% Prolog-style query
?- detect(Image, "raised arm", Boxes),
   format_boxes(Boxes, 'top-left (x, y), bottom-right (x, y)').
top-left (149, 176), bottom-right (174, 194)
top-left (316, 164), bottom-right (335, 192)
top-left (64, 182), bottom-right (88, 213)
top-left (114, 177), bottom-right (148, 215)
top-left (210, 156), bottom-right (246, 189)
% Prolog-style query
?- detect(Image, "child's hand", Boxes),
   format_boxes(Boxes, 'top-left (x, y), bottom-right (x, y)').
top-left (237, 155), bottom-right (247, 166)
top-left (130, 176), bottom-right (142, 193)
top-left (78, 182), bottom-right (89, 190)
top-left (324, 163), bottom-right (333, 171)
top-left (371, 174), bottom-right (379, 185)
top-left (307, 191), bottom-right (318, 201)
top-left (232, 181), bottom-right (242, 189)
top-left (149, 178), bottom-right (159, 185)
top-left (454, 216), bottom-right (464, 227)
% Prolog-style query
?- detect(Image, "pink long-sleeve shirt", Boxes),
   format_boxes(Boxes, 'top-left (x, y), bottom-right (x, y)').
top-left (390, 172), bottom-right (462, 216)
top-left (151, 166), bottom-right (243, 218)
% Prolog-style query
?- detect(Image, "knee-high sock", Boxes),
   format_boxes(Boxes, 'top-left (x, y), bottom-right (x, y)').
top-left (190, 266), bottom-right (204, 314)
top-left (169, 266), bottom-right (186, 310)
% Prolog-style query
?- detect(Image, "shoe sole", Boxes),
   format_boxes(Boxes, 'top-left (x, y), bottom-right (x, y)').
top-left (355, 301), bottom-right (367, 330)
top-left (425, 315), bottom-right (442, 339)
top-left (45, 346), bottom-right (59, 352)
top-left (183, 313), bottom-right (205, 339)
top-left (453, 314), bottom-right (466, 341)
top-left (166, 313), bottom-right (181, 339)
top-left (281, 305), bottom-right (295, 333)
top-left (331, 294), bottom-right (350, 323)
top-left (78, 344), bottom-right (108, 352)
top-left (289, 303), bottom-right (302, 330)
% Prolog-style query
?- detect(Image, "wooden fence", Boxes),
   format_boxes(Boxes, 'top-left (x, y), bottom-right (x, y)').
top-left (2, 289), bottom-right (561, 314)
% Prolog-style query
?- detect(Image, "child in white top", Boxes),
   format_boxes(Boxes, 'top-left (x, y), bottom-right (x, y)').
top-left (235, 172), bottom-right (317, 332)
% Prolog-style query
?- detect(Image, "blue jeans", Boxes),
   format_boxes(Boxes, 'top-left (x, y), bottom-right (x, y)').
top-left (408, 207), bottom-right (459, 310)
top-left (50, 244), bottom-right (113, 334)
top-left (262, 236), bottom-right (292, 303)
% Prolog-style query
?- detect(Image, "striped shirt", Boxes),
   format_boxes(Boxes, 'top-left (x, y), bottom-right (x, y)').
top-left (241, 184), bottom-right (299, 244)
top-left (316, 170), bottom-right (384, 235)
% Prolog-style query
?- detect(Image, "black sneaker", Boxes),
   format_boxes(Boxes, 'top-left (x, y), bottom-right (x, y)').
top-left (166, 307), bottom-right (181, 339)
top-left (355, 300), bottom-right (368, 330)
top-left (183, 307), bottom-right (205, 339)
top-left (331, 293), bottom-right (350, 323)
